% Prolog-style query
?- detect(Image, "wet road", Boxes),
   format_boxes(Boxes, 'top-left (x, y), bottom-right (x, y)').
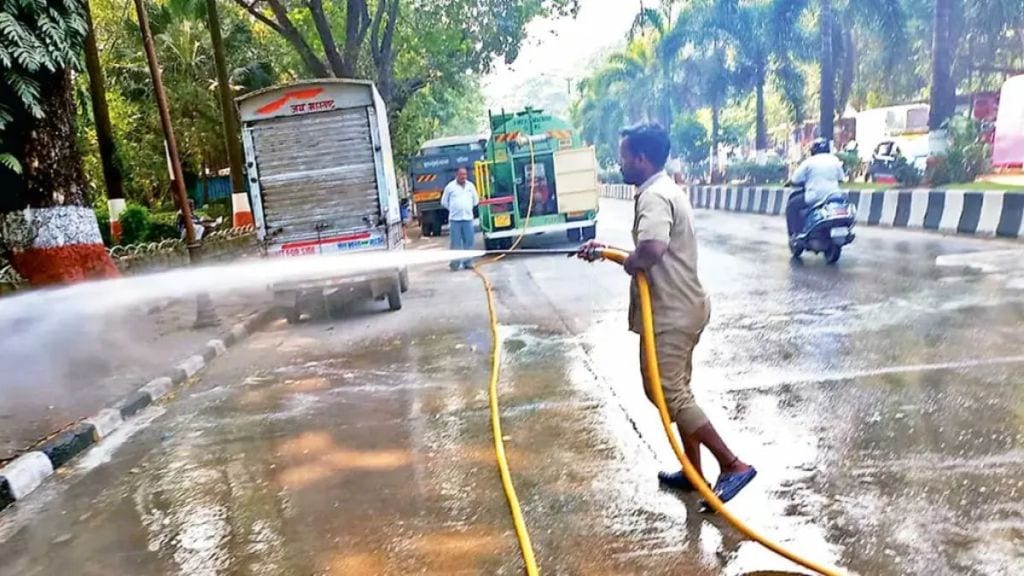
top-left (2, 198), bottom-right (1023, 575)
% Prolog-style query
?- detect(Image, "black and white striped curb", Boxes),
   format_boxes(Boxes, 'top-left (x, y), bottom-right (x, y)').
top-left (0, 308), bottom-right (278, 512)
top-left (601, 184), bottom-right (1024, 240)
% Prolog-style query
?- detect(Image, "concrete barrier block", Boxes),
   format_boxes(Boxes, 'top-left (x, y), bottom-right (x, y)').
top-left (84, 408), bottom-right (123, 441)
top-left (205, 339), bottom-right (227, 358)
top-left (177, 355), bottom-right (205, 379)
top-left (0, 452), bottom-right (54, 500)
top-left (140, 377), bottom-right (174, 401)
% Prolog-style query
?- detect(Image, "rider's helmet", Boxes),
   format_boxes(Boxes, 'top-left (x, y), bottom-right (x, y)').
top-left (810, 138), bottom-right (831, 155)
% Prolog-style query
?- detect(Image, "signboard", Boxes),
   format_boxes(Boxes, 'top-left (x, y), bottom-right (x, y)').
top-left (269, 231), bottom-right (386, 257)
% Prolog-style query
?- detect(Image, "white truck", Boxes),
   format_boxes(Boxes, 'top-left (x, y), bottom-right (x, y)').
top-left (237, 79), bottom-right (408, 321)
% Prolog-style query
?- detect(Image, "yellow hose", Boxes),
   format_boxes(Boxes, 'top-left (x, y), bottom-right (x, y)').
top-left (599, 248), bottom-right (843, 576)
top-left (469, 138), bottom-right (541, 574)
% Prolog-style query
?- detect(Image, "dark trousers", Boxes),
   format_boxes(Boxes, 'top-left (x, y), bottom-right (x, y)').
top-left (786, 191), bottom-right (807, 237)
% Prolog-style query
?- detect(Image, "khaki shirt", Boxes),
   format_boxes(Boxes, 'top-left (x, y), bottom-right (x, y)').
top-left (629, 172), bottom-right (711, 335)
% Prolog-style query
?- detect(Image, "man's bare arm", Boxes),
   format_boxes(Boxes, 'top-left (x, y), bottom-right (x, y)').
top-left (624, 240), bottom-right (667, 275)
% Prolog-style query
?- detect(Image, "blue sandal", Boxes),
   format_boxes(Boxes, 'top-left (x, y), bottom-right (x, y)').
top-left (701, 466), bottom-right (757, 511)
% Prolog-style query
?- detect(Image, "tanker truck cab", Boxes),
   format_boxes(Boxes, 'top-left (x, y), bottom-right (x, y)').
top-left (476, 108), bottom-right (599, 250)
top-left (410, 134), bottom-right (488, 238)
top-left (237, 79), bottom-right (408, 322)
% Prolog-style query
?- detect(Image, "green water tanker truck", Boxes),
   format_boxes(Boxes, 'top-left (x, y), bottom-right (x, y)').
top-left (474, 108), bottom-right (599, 250)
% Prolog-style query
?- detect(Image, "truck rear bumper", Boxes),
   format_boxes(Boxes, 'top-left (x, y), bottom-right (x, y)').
top-left (484, 218), bottom-right (597, 239)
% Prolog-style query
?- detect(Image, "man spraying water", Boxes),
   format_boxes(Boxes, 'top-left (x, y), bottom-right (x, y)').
top-left (578, 123), bottom-right (757, 504)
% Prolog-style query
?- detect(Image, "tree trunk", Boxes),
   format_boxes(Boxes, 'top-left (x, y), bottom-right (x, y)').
top-left (0, 69), bottom-right (119, 285)
top-left (820, 0), bottom-right (836, 141)
top-left (928, 0), bottom-right (955, 155)
top-left (710, 103), bottom-right (721, 183)
top-left (84, 0), bottom-right (127, 242)
top-left (206, 0), bottom-right (250, 227)
top-left (837, 20), bottom-right (855, 117)
top-left (755, 65), bottom-right (768, 163)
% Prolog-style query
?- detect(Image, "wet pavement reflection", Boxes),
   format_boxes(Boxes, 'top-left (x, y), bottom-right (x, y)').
top-left (1, 199), bottom-right (1023, 575)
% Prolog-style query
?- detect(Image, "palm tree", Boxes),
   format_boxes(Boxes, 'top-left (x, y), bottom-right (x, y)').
top-left (820, 0), bottom-right (835, 140)
top-left (928, 0), bottom-right (956, 155)
top-left (717, 0), bottom-right (811, 161)
top-left (0, 0), bottom-right (119, 284)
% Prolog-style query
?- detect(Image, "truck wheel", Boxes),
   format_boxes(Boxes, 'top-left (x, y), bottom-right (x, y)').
top-left (567, 228), bottom-right (582, 243)
top-left (432, 221), bottom-right (443, 237)
top-left (387, 286), bottom-right (403, 311)
top-left (582, 225), bottom-right (597, 241)
top-left (399, 269), bottom-right (409, 293)
top-left (284, 307), bottom-right (302, 324)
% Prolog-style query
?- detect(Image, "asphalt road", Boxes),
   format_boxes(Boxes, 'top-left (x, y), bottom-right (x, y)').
top-left (2, 198), bottom-right (1023, 576)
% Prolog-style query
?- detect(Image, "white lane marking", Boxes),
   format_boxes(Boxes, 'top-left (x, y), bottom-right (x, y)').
top-left (719, 355), bottom-right (1024, 391)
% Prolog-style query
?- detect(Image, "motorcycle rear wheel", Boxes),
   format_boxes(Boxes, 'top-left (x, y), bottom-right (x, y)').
top-left (825, 245), bottom-right (842, 264)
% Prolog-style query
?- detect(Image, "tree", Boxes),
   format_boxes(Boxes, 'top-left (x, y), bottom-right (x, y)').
top-left (0, 0), bottom-right (119, 284)
top-left (205, 0), bottom-right (245, 212)
top-left (819, 0), bottom-right (835, 140)
top-left (83, 0), bottom-right (127, 241)
top-left (928, 0), bottom-right (958, 155)
top-left (672, 113), bottom-right (710, 174)
top-left (230, 0), bottom-right (578, 115)
top-left (712, 0), bottom-right (811, 161)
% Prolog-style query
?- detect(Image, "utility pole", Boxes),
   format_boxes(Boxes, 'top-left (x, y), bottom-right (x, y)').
top-left (133, 0), bottom-right (219, 327)
top-left (205, 0), bottom-right (245, 205)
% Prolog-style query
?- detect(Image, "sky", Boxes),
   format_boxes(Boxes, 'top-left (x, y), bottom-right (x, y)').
top-left (482, 0), bottom-right (640, 114)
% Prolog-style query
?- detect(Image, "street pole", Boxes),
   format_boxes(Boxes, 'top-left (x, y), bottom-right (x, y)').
top-left (133, 0), bottom-right (219, 327)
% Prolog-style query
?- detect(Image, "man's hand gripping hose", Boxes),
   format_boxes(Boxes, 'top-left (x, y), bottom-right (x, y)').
top-left (589, 245), bottom-right (843, 576)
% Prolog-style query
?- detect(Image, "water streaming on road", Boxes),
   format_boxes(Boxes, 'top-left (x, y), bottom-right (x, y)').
top-left (0, 249), bottom-right (482, 323)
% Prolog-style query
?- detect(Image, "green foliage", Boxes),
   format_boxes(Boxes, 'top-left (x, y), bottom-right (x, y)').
top-left (672, 114), bottom-right (709, 166)
top-left (725, 160), bottom-right (787, 185)
top-left (0, 0), bottom-right (89, 132)
top-left (940, 116), bottom-right (990, 185)
top-left (201, 200), bottom-right (230, 222)
top-left (119, 204), bottom-right (151, 245)
top-left (836, 150), bottom-right (861, 182)
top-left (0, 152), bottom-right (21, 174)
top-left (894, 156), bottom-right (923, 187)
top-left (147, 212), bottom-right (179, 241)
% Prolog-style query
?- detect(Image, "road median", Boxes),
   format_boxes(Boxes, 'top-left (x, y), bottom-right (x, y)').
top-left (602, 184), bottom-right (1024, 240)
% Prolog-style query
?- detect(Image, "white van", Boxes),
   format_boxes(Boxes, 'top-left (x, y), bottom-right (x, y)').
top-left (237, 79), bottom-right (408, 321)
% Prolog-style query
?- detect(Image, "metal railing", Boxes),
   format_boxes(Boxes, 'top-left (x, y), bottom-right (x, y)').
top-left (0, 225), bottom-right (259, 294)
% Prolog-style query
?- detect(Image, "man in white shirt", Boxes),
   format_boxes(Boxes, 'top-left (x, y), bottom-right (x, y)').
top-left (788, 138), bottom-right (845, 237)
top-left (440, 167), bottom-right (479, 270)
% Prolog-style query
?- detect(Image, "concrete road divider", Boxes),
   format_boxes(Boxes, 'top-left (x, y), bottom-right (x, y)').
top-left (601, 185), bottom-right (1024, 240)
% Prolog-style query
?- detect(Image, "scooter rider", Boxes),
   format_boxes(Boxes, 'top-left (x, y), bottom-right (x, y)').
top-left (787, 138), bottom-right (845, 238)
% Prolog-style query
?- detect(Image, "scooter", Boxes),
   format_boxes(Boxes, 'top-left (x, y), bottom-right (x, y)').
top-left (788, 187), bottom-right (857, 264)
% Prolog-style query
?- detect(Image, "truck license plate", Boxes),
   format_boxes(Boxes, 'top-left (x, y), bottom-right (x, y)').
top-left (494, 213), bottom-right (511, 227)
top-left (830, 227), bottom-right (849, 239)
